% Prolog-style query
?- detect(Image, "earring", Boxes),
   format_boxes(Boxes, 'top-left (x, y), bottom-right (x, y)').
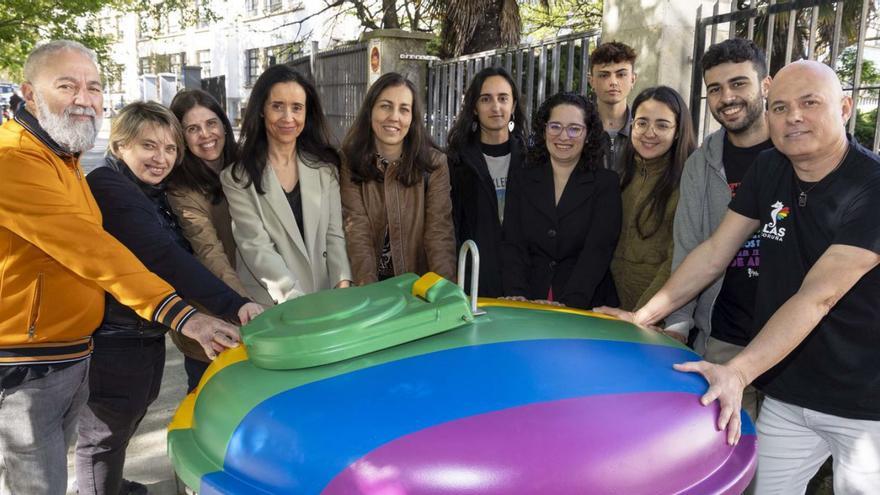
top-left (471, 121), bottom-right (478, 132)
top-left (508, 120), bottom-right (515, 132)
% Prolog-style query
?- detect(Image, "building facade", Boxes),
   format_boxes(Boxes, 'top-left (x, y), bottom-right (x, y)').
top-left (96, 0), bottom-right (359, 122)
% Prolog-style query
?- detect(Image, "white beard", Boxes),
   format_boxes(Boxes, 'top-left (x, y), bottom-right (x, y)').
top-left (34, 94), bottom-right (101, 154)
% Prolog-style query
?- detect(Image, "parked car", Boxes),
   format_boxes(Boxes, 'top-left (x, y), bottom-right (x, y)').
top-left (0, 83), bottom-right (18, 107)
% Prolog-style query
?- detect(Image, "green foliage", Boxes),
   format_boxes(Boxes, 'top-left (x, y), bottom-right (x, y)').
top-left (0, 0), bottom-right (109, 79)
top-left (733, 0), bottom-right (873, 76)
top-left (0, 0), bottom-right (212, 81)
top-left (836, 47), bottom-right (880, 150)
top-left (854, 108), bottom-right (877, 149)
top-left (521, 0), bottom-right (602, 39)
top-left (837, 46), bottom-right (880, 86)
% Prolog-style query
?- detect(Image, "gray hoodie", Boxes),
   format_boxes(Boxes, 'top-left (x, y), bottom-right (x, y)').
top-left (664, 130), bottom-right (729, 353)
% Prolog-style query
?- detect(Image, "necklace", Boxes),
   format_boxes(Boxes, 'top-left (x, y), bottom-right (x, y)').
top-left (375, 152), bottom-right (402, 170)
top-left (795, 145), bottom-right (850, 207)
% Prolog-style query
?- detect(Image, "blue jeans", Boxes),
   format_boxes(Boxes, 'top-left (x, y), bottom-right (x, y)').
top-left (0, 359), bottom-right (90, 495)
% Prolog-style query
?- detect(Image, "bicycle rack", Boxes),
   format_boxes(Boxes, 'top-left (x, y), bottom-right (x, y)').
top-left (457, 240), bottom-right (486, 316)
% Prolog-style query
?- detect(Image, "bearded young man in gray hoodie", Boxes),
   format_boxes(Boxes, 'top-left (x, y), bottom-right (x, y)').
top-left (663, 38), bottom-right (772, 421)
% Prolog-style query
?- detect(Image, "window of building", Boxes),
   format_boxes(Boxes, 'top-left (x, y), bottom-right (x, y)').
top-left (197, 50), bottom-right (211, 78)
top-left (169, 53), bottom-right (186, 75)
top-left (115, 16), bottom-right (124, 39)
top-left (245, 0), bottom-right (259, 16)
top-left (266, 0), bottom-right (282, 13)
top-left (245, 48), bottom-right (260, 87)
top-left (139, 57), bottom-right (152, 76)
top-left (196, 0), bottom-right (209, 28)
top-left (138, 16), bottom-right (148, 39)
top-left (169, 12), bottom-right (181, 33)
top-left (265, 42), bottom-right (301, 66)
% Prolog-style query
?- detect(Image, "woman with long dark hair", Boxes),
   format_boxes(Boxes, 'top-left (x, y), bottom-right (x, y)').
top-left (340, 72), bottom-right (456, 285)
top-left (447, 66), bottom-right (527, 297)
top-left (220, 65), bottom-right (352, 305)
top-left (611, 86), bottom-right (696, 311)
top-left (501, 92), bottom-right (621, 309)
top-left (167, 89), bottom-right (248, 390)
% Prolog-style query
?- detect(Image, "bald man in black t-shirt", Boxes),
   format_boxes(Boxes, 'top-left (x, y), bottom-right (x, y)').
top-left (597, 60), bottom-right (880, 493)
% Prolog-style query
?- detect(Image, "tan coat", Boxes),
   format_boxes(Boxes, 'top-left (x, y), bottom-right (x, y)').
top-left (167, 184), bottom-right (249, 362)
top-left (166, 185), bottom-right (248, 297)
top-left (221, 154), bottom-right (352, 306)
top-left (340, 149), bottom-right (457, 286)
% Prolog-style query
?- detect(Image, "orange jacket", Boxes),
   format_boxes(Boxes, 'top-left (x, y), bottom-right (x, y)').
top-left (0, 112), bottom-right (195, 365)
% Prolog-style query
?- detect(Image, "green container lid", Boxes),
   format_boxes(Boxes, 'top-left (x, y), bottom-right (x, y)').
top-left (242, 273), bottom-right (474, 370)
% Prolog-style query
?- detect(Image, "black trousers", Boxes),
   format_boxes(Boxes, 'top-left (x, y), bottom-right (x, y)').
top-left (184, 355), bottom-right (210, 393)
top-left (74, 336), bottom-right (165, 495)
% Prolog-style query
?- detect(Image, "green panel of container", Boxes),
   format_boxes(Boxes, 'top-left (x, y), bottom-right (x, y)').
top-left (242, 273), bottom-right (474, 370)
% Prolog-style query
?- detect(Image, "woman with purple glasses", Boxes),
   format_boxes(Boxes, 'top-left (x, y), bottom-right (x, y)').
top-left (501, 92), bottom-right (621, 309)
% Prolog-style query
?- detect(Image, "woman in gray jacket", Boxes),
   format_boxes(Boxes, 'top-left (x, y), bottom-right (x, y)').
top-left (221, 65), bottom-right (351, 306)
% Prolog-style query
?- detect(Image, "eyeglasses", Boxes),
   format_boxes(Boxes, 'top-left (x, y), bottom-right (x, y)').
top-left (546, 122), bottom-right (586, 139)
top-left (632, 119), bottom-right (676, 136)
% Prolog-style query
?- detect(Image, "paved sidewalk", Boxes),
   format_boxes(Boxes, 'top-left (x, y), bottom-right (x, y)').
top-left (81, 118), bottom-right (110, 173)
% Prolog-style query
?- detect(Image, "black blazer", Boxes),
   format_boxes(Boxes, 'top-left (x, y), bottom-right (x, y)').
top-left (501, 163), bottom-right (621, 309)
top-left (88, 157), bottom-right (248, 337)
top-left (450, 137), bottom-right (526, 297)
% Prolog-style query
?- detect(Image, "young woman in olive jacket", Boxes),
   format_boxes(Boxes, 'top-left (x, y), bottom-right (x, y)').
top-left (610, 86), bottom-right (696, 311)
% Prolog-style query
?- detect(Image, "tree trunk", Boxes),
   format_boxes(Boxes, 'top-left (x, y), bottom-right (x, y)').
top-left (463, 0), bottom-right (505, 54)
top-left (439, 0), bottom-right (521, 58)
top-left (382, 0), bottom-right (400, 29)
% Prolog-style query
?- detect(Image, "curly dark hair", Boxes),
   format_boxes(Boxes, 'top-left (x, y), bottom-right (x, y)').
top-left (231, 64), bottom-right (340, 195)
top-left (527, 92), bottom-right (605, 171)
top-left (446, 66), bottom-right (527, 153)
top-left (618, 86), bottom-right (696, 239)
top-left (701, 38), bottom-right (767, 79)
top-left (167, 89), bottom-right (236, 203)
top-left (589, 41), bottom-right (637, 69)
top-left (341, 72), bottom-right (436, 187)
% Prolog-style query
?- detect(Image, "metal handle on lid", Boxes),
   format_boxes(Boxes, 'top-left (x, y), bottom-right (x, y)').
top-left (457, 240), bottom-right (486, 316)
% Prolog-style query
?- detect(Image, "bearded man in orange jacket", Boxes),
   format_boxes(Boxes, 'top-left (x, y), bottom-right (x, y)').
top-left (0, 40), bottom-right (241, 495)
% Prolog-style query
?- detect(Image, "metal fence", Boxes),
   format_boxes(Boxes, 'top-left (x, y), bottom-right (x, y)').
top-left (290, 42), bottom-right (369, 144)
top-left (426, 30), bottom-right (603, 145)
top-left (201, 75), bottom-right (227, 112)
top-left (139, 73), bottom-right (179, 107)
top-left (691, 0), bottom-right (879, 152)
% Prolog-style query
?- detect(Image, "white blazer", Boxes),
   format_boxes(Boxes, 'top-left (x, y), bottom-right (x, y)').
top-left (220, 154), bottom-right (352, 306)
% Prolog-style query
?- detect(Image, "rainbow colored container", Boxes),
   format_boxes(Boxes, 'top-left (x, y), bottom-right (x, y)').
top-left (168, 274), bottom-right (756, 494)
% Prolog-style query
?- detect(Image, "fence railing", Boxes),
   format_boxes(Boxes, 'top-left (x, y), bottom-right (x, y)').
top-left (426, 30), bottom-right (602, 145)
top-left (201, 75), bottom-right (227, 112)
top-left (290, 42), bottom-right (369, 144)
top-left (140, 73), bottom-right (179, 107)
top-left (691, 0), bottom-right (879, 153)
